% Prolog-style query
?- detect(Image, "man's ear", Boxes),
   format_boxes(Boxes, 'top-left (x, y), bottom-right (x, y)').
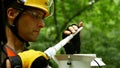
top-left (7, 8), bottom-right (19, 25)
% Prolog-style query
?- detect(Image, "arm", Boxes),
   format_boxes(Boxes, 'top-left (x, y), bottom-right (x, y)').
top-left (6, 59), bottom-right (11, 68)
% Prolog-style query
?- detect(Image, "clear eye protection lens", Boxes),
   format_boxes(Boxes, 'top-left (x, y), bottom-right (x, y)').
top-left (48, 0), bottom-right (53, 7)
top-left (47, 0), bottom-right (54, 17)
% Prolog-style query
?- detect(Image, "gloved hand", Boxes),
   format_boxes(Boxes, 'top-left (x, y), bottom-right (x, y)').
top-left (62, 22), bottom-right (83, 54)
top-left (18, 50), bottom-right (49, 68)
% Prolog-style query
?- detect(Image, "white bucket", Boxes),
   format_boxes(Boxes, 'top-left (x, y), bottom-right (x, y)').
top-left (55, 54), bottom-right (96, 68)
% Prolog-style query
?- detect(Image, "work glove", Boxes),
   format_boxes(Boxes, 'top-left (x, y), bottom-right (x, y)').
top-left (18, 50), bottom-right (49, 68)
top-left (62, 24), bottom-right (81, 54)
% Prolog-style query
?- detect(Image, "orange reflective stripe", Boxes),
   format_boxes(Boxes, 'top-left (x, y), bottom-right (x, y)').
top-left (6, 47), bottom-right (17, 56)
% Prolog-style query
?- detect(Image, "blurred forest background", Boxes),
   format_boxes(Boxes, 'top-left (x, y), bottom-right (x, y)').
top-left (29, 0), bottom-right (120, 68)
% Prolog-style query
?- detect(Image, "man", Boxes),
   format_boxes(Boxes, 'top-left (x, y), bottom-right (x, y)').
top-left (1, 0), bottom-right (83, 68)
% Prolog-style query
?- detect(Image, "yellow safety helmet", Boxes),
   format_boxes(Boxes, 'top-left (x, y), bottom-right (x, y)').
top-left (17, 0), bottom-right (53, 17)
top-left (18, 49), bottom-right (49, 68)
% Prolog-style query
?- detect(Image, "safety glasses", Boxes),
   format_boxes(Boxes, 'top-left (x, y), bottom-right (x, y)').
top-left (23, 10), bottom-right (45, 20)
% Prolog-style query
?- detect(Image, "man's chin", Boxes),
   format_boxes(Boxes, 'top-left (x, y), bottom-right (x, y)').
top-left (31, 39), bottom-right (37, 42)
top-left (27, 38), bottom-right (37, 42)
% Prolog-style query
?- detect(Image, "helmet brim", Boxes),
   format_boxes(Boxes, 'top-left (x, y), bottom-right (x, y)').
top-left (24, 4), bottom-right (49, 17)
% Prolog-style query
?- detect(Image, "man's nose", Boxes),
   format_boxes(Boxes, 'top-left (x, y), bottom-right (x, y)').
top-left (38, 20), bottom-right (45, 28)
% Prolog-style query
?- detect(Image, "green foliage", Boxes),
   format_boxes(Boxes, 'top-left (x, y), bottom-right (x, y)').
top-left (30, 0), bottom-right (120, 68)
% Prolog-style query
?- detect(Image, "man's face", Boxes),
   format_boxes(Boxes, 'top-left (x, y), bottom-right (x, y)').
top-left (17, 8), bottom-right (45, 42)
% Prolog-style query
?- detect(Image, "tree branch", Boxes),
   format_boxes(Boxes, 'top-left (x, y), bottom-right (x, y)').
top-left (60, 0), bottom-right (100, 32)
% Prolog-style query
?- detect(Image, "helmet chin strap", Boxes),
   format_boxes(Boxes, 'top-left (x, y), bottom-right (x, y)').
top-left (7, 9), bottom-right (30, 47)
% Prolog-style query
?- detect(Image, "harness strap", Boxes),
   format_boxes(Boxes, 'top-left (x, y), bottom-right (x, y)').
top-left (4, 46), bottom-right (22, 68)
top-left (9, 56), bottom-right (22, 68)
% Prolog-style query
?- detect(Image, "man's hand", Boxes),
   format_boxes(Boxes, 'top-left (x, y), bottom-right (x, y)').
top-left (62, 21), bottom-right (83, 54)
top-left (18, 50), bottom-right (49, 68)
top-left (63, 21), bottom-right (83, 35)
